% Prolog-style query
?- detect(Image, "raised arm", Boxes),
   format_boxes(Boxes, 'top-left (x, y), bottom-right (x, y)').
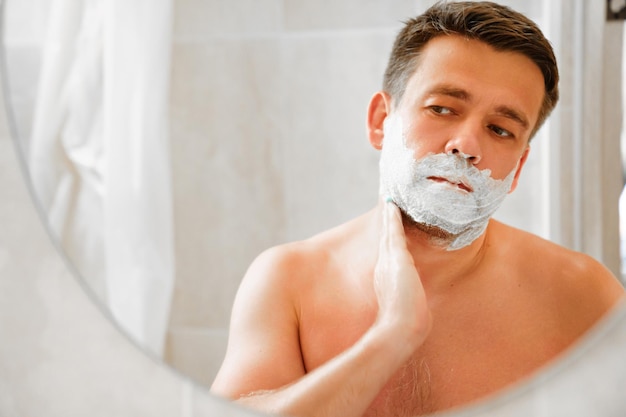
top-left (210, 201), bottom-right (432, 417)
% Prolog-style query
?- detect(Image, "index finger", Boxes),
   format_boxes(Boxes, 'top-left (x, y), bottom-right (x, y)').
top-left (381, 198), bottom-right (410, 258)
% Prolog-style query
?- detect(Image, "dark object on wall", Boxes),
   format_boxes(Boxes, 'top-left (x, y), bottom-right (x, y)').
top-left (607, 0), bottom-right (626, 20)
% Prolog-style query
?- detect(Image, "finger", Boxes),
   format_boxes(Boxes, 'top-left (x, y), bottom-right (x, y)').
top-left (378, 197), bottom-right (393, 260)
top-left (385, 200), bottom-right (405, 248)
top-left (383, 198), bottom-right (411, 261)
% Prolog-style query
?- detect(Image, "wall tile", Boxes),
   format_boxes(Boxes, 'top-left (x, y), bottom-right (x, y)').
top-left (173, 0), bottom-right (283, 40)
top-left (165, 327), bottom-right (228, 386)
top-left (283, 0), bottom-right (425, 32)
top-left (494, 133), bottom-right (547, 238)
top-left (279, 31), bottom-right (394, 240)
top-left (168, 38), bottom-right (285, 329)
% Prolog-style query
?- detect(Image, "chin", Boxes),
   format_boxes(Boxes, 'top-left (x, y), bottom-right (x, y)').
top-left (398, 208), bottom-right (457, 247)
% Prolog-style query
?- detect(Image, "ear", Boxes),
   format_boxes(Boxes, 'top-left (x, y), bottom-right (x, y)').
top-left (508, 146), bottom-right (531, 193)
top-left (367, 91), bottom-right (392, 150)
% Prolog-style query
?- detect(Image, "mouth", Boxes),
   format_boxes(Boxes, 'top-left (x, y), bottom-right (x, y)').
top-left (427, 176), bottom-right (473, 192)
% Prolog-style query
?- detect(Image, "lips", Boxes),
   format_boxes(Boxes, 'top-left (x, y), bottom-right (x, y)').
top-left (427, 176), bottom-right (473, 192)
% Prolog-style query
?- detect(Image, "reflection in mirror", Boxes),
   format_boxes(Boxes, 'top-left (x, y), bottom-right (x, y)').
top-left (2, 0), bottom-right (625, 414)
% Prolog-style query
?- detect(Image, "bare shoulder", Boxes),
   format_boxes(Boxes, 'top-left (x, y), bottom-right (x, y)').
top-left (245, 209), bottom-right (376, 289)
top-left (211, 214), bottom-right (373, 397)
top-left (233, 208), bottom-right (375, 327)
top-left (490, 220), bottom-right (625, 326)
top-left (243, 240), bottom-right (324, 290)
top-left (242, 223), bottom-right (353, 293)
top-left (231, 228), bottom-right (348, 334)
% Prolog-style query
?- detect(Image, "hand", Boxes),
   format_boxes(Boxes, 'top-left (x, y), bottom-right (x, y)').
top-left (374, 198), bottom-right (432, 348)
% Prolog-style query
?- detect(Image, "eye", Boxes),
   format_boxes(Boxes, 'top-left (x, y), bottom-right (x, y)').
top-left (488, 124), bottom-right (514, 138)
top-left (429, 105), bottom-right (453, 115)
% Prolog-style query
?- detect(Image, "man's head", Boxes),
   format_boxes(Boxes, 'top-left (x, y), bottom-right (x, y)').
top-left (383, 1), bottom-right (559, 139)
top-left (371, 1), bottom-right (556, 250)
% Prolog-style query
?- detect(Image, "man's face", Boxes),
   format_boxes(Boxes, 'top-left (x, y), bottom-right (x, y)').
top-left (387, 35), bottom-right (545, 185)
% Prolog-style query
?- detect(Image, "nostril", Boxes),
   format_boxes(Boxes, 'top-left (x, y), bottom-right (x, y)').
top-left (451, 148), bottom-right (471, 159)
top-left (448, 148), bottom-right (480, 164)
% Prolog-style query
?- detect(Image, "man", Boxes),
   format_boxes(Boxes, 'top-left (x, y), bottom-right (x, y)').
top-left (211, 2), bottom-right (626, 417)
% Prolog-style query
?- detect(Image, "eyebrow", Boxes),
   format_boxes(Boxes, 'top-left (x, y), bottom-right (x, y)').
top-left (427, 85), bottom-right (470, 101)
top-left (494, 105), bottom-right (529, 130)
top-left (426, 85), bottom-right (530, 130)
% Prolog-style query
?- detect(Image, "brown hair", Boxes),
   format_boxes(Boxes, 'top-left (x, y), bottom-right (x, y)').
top-left (383, 1), bottom-right (559, 138)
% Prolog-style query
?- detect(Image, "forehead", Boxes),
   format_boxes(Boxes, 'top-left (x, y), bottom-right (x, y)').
top-left (402, 35), bottom-right (545, 126)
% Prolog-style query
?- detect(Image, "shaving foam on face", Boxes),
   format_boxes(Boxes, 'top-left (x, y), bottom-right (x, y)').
top-left (379, 115), bottom-right (517, 250)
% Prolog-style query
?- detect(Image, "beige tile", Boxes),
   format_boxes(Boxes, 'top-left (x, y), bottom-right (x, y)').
top-left (494, 135), bottom-right (547, 238)
top-left (173, 0), bottom-right (283, 40)
top-left (499, 0), bottom-right (544, 22)
top-left (283, 0), bottom-right (543, 33)
top-left (278, 32), bottom-right (394, 240)
top-left (283, 0), bottom-right (422, 31)
top-left (165, 327), bottom-right (229, 387)
top-left (168, 39), bottom-right (286, 329)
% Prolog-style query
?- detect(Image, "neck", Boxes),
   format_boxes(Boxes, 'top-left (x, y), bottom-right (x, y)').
top-left (378, 201), bottom-right (491, 293)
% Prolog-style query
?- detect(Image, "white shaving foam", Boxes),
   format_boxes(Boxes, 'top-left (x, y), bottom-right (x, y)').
top-left (379, 115), bottom-right (517, 250)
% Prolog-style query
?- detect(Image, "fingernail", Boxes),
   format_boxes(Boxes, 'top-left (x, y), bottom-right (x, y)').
top-left (384, 196), bottom-right (393, 204)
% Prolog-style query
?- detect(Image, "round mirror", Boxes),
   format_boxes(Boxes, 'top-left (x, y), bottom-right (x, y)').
top-left (2, 0), bottom-right (625, 415)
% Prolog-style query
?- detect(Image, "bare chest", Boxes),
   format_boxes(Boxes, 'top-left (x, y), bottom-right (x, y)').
top-left (298, 286), bottom-right (567, 416)
top-left (361, 330), bottom-right (555, 416)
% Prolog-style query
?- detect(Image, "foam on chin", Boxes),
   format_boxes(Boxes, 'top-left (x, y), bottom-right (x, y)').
top-left (378, 115), bottom-right (517, 250)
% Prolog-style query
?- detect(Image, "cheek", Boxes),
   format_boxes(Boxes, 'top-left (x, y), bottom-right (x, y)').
top-left (402, 119), bottom-right (450, 156)
top-left (481, 153), bottom-right (523, 180)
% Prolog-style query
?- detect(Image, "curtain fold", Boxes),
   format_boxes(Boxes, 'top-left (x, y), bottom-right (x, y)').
top-left (28, 0), bottom-right (174, 357)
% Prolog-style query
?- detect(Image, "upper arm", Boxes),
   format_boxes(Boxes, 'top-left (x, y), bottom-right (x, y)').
top-left (210, 246), bottom-right (307, 399)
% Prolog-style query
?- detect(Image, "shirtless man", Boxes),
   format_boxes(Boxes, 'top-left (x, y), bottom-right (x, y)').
top-left (211, 2), bottom-right (626, 416)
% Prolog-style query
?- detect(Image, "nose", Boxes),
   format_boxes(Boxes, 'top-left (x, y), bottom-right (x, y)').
top-left (444, 125), bottom-right (482, 165)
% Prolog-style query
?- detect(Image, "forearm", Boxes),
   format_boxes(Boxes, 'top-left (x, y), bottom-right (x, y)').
top-left (236, 322), bottom-right (418, 417)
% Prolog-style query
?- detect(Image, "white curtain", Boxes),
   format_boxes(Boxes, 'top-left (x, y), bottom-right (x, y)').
top-left (28, 0), bottom-right (174, 357)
